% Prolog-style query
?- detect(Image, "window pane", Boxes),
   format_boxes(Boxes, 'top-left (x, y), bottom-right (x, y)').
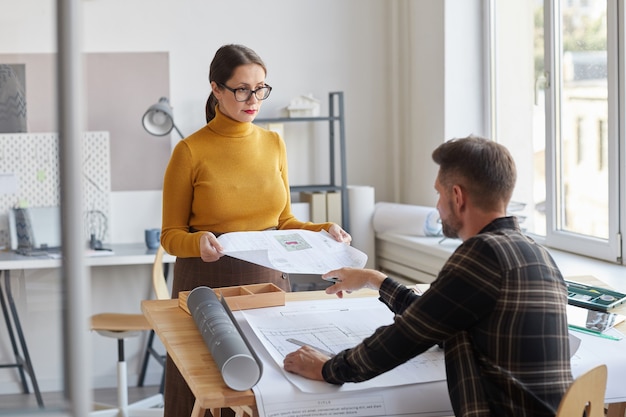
top-left (493, 0), bottom-right (618, 261)
top-left (533, 0), bottom-right (547, 236)
top-left (493, 1), bottom-right (546, 236)
top-left (557, 0), bottom-right (608, 239)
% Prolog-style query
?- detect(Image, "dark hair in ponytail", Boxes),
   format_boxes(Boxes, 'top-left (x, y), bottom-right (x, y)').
top-left (205, 44), bottom-right (267, 122)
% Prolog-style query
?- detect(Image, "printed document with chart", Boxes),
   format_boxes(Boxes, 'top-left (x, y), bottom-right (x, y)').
top-left (217, 229), bottom-right (367, 274)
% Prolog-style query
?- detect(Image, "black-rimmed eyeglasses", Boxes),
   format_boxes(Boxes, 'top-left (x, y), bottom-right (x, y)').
top-left (218, 83), bottom-right (272, 102)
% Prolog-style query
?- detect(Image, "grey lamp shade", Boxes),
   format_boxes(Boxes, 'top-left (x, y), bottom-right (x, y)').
top-left (142, 97), bottom-right (175, 136)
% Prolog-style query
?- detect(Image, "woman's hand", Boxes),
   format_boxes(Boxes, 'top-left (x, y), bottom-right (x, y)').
top-left (199, 232), bottom-right (225, 262)
top-left (283, 345), bottom-right (328, 381)
top-left (322, 267), bottom-right (387, 299)
top-left (328, 223), bottom-right (352, 244)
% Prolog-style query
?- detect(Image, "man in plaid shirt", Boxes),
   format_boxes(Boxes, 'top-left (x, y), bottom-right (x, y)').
top-left (284, 136), bottom-right (573, 417)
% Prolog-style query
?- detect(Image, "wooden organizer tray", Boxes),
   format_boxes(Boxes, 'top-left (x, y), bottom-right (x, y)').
top-left (178, 283), bottom-right (285, 315)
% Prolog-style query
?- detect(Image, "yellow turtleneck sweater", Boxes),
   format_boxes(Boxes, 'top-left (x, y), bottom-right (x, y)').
top-left (161, 107), bottom-right (332, 258)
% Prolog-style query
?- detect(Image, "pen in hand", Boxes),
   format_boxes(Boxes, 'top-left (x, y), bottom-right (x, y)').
top-left (286, 338), bottom-right (335, 357)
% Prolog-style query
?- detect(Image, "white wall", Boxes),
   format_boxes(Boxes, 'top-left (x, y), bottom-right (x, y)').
top-left (0, 0), bottom-right (487, 397)
top-left (391, 0), bottom-right (486, 206)
top-left (0, 0), bottom-right (400, 231)
top-left (0, 0), bottom-right (486, 213)
top-left (492, 2), bottom-right (537, 221)
top-left (110, 191), bottom-right (163, 244)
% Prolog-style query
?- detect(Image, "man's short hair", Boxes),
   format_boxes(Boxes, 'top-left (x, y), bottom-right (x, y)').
top-left (432, 135), bottom-right (517, 210)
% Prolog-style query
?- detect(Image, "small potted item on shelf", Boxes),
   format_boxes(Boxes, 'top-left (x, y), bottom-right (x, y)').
top-left (286, 93), bottom-right (320, 117)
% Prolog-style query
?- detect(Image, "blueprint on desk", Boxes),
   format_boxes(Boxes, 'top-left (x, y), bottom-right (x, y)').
top-left (236, 295), bottom-right (626, 416)
top-left (237, 296), bottom-right (453, 417)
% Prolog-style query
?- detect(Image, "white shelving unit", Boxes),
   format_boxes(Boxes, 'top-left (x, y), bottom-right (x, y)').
top-left (255, 91), bottom-right (350, 231)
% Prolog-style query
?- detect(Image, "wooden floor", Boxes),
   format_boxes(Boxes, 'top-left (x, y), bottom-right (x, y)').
top-left (0, 384), bottom-right (162, 414)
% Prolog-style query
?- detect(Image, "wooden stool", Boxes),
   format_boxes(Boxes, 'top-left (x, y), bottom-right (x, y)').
top-left (90, 313), bottom-right (163, 417)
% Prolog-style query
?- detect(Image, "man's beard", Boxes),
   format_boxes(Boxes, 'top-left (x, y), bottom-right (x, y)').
top-left (441, 203), bottom-right (461, 239)
top-left (441, 222), bottom-right (459, 239)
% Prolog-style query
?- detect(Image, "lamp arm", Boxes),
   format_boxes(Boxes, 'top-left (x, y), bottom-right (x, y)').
top-left (172, 124), bottom-right (185, 139)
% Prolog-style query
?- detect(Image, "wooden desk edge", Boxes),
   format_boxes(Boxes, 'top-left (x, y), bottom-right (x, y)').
top-left (141, 299), bottom-right (257, 413)
top-left (143, 283), bottom-right (626, 416)
top-left (140, 289), bottom-right (379, 416)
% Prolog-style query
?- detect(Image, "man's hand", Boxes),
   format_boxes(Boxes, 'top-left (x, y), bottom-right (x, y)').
top-left (322, 268), bottom-right (387, 298)
top-left (283, 346), bottom-right (328, 381)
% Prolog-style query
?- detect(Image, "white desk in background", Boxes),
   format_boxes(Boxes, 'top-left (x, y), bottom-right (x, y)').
top-left (0, 243), bottom-right (175, 408)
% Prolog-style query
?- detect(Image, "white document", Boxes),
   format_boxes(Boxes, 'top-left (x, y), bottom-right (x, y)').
top-left (567, 304), bottom-right (626, 333)
top-left (235, 297), bottom-right (452, 417)
top-left (241, 297), bottom-right (446, 393)
top-left (569, 327), bottom-right (626, 402)
top-left (217, 229), bottom-right (368, 274)
top-left (238, 295), bottom-right (626, 416)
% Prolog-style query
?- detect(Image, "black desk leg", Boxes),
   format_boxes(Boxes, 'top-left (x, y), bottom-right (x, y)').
top-left (0, 270), bottom-right (44, 408)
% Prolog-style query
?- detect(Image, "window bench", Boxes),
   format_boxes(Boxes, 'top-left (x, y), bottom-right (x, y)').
top-left (375, 232), bottom-right (626, 293)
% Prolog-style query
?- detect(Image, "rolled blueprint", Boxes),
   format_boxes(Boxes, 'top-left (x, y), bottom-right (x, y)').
top-left (348, 185), bottom-right (376, 268)
top-left (372, 202), bottom-right (442, 236)
top-left (187, 286), bottom-right (262, 391)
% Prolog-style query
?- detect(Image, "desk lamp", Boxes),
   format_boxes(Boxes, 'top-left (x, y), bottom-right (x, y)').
top-left (142, 97), bottom-right (185, 139)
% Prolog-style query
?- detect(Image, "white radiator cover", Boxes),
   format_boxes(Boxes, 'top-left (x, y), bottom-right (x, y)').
top-left (375, 233), bottom-right (460, 284)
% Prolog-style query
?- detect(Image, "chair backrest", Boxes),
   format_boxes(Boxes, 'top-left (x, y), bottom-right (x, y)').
top-left (152, 245), bottom-right (170, 300)
top-left (556, 364), bottom-right (607, 417)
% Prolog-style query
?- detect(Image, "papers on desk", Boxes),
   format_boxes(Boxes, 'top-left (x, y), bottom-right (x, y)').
top-left (567, 304), bottom-right (625, 340)
top-left (569, 325), bottom-right (626, 403)
top-left (217, 230), bottom-right (367, 274)
top-left (567, 301), bottom-right (626, 402)
top-left (234, 295), bottom-right (626, 416)
top-left (242, 297), bottom-right (445, 392)
top-left (237, 296), bottom-right (452, 417)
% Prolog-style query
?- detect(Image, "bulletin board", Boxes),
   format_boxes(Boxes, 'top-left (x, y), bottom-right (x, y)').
top-left (0, 132), bottom-right (110, 248)
top-left (0, 52), bottom-right (171, 192)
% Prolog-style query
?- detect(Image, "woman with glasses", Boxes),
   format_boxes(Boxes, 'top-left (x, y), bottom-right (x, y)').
top-left (160, 44), bottom-right (352, 417)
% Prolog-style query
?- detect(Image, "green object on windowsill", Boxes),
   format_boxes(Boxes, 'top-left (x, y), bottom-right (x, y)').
top-left (568, 324), bottom-right (622, 341)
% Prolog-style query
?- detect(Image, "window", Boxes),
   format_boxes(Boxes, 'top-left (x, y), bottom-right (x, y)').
top-left (490, 0), bottom-right (622, 263)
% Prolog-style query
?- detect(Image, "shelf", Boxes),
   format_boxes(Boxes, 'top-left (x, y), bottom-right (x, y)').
top-left (290, 185), bottom-right (342, 192)
top-left (254, 92), bottom-right (349, 231)
top-left (255, 116), bottom-right (341, 123)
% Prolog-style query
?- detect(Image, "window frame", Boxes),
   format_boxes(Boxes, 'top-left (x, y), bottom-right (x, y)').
top-left (487, 0), bottom-right (624, 264)
top-left (543, 0), bottom-right (621, 263)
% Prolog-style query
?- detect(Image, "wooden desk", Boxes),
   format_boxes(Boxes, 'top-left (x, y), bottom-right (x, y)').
top-left (142, 280), bottom-right (626, 417)
top-left (141, 289), bottom-right (379, 417)
top-left (142, 298), bottom-right (254, 417)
